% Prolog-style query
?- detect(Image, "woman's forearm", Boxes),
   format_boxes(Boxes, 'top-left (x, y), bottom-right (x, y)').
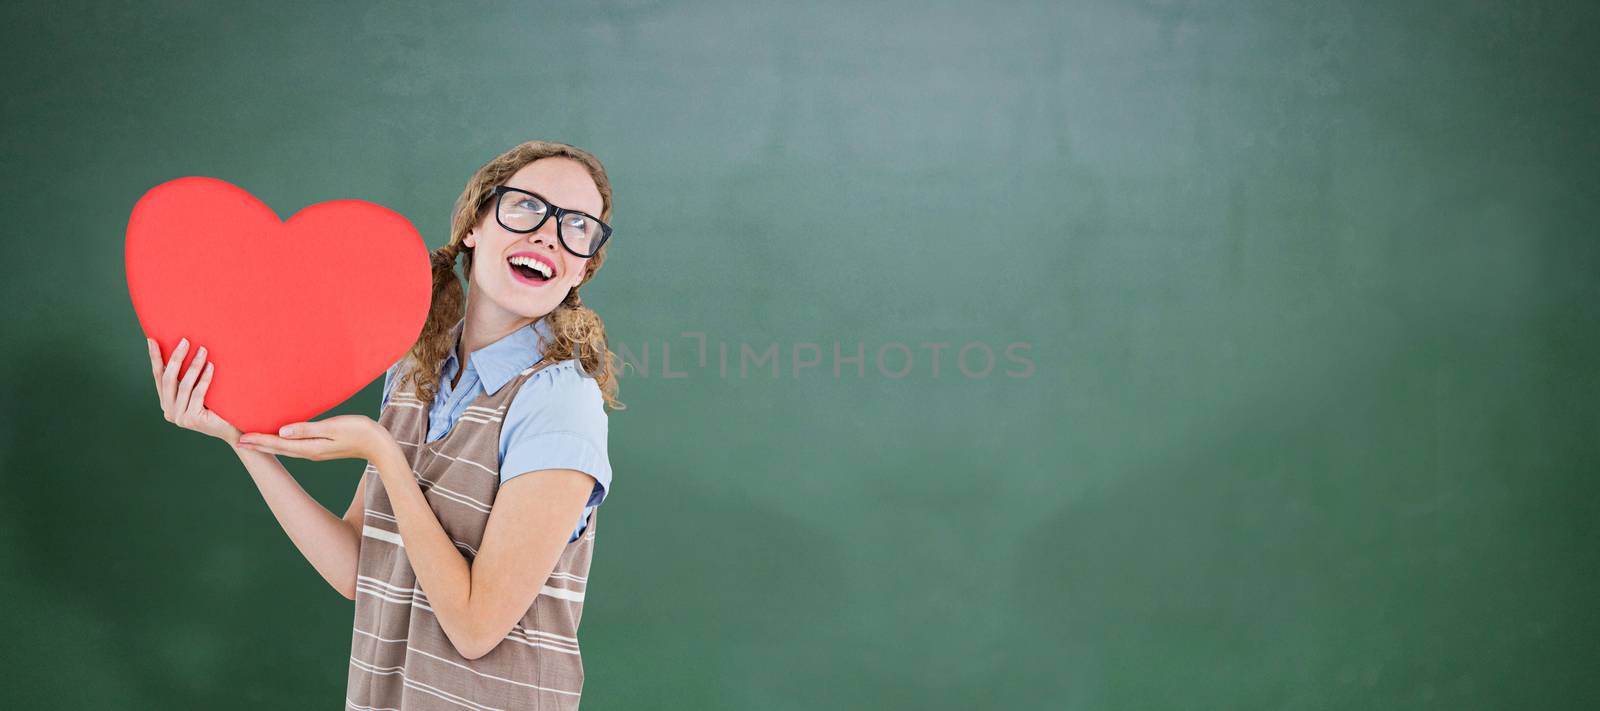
top-left (369, 442), bottom-right (478, 652)
top-left (231, 441), bottom-right (361, 599)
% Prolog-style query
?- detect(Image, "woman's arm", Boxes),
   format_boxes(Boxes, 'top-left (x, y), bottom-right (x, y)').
top-left (145, 337), bottom-right (364, 599)
top-left (370, 441), bottom-right (593, 660)
top-left (232, 441), bottom-right (364, 600)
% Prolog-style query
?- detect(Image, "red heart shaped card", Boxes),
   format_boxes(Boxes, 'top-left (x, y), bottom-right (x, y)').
top-left (126, 176), bottom-right (432, 435)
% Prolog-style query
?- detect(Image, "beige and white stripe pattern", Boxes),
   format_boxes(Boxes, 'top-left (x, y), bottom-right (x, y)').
top-left (346, 358), bottom-right (599, 710)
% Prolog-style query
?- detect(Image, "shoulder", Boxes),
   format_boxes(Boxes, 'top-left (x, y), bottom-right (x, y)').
top-left (499, 358), bottom-right (612, 502)
top-left (383, 357), bottom-right (410, 387)
top-left (505, 359), bottom-right (607, 431)
top-left (379, 357), bottom-right (410, 409)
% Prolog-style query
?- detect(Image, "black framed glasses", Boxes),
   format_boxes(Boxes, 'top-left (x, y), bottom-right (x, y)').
top-left (492, 185), bottom-right (612, 258)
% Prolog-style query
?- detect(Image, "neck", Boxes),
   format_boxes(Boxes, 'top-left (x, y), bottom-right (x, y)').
top-left (457, 298), bottom-right (550, 371)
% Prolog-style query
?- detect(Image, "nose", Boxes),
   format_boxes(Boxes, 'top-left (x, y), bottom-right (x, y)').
top-left (527, 219), bottom-right (560, 249)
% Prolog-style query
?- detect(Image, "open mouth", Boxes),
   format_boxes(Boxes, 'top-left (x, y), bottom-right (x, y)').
top-left (508, 256), bottom-right (553, 285)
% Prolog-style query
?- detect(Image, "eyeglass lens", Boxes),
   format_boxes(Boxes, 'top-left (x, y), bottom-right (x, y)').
top-left (498, 191), bottom-right (605, 256)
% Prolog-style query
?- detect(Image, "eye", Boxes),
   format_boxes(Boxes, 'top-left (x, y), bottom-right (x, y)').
top-left (517, 198), bottom-right (546, 212)
top-left (565, 214), bottom-right (589, 229)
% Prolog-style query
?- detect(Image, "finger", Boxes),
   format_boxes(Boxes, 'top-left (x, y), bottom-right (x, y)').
top-left (147, 338), bottom-right (166, 404)
top-left (146, 338), bottom-right (161, 380)
top-left (279, 421), bottom-right (320, 439)
top-left (239, 434), bottom-right (291, 448)
top-left (160, 337), bottom-right (189, 420)
top-left (185, 361), bottom-right (215, 420)
top-left (175, 345), bottom-right (208, 416)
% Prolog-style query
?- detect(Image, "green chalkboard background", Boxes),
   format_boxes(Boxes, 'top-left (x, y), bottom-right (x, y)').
top-left (2, 0), bottom-right (1596, 708)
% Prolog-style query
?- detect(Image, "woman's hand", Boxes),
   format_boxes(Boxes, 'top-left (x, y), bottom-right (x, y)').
top-left (148, 336), bottom-right (242, 446)
top-left (236, 415), bottom-right (396, 464)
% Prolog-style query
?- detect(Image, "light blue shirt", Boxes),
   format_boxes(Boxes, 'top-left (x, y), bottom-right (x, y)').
top-left (380, 315), bottom-right (611, 543)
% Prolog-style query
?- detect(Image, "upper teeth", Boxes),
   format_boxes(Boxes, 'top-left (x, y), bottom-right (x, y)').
top-left (508, 256), bottom-right (552, 278)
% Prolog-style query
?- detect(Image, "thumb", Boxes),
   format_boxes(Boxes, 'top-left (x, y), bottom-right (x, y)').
top-left (280, 422), bottom-right (316, 438)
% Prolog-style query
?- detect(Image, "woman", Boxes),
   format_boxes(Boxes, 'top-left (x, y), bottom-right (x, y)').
top-left (145, 140), bottom-right (623, 710)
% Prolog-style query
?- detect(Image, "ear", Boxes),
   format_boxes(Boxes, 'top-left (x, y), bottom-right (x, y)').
top-left (464, 229), bottom-right (476, 249)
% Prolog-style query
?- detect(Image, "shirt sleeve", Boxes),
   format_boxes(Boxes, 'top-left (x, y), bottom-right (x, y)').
top-left (499, 360), bottom-right (612, 508)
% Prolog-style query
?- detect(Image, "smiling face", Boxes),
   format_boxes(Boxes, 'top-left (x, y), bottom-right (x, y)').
top-left (462, 157), bottom-right (605, 320)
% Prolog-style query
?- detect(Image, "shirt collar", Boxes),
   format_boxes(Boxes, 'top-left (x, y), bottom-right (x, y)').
top-left (443, 315), bottom-right (554, 396)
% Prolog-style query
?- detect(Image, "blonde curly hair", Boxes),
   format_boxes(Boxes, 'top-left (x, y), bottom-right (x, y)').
top-left (397, 140), bottom-right (623, 411)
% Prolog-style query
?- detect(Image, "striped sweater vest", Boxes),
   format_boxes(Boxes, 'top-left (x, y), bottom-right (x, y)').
top-left (346, 357), bottom-right (598, 710)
